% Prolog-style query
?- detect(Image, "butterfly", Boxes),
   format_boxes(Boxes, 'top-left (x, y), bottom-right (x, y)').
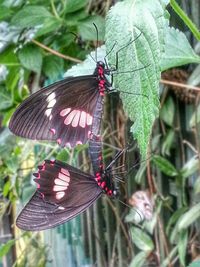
top-left (9, 61), bottom-right (112, 148)
top-left (16, 157), bottom-right (116, 231)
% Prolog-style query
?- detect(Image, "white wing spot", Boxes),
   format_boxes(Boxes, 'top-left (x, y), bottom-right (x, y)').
top-left (58, 172), bottom-right (70, 182)
top-left (56, 192), bottom-right (65, 200)
top-left (86, 114), bottom-right (93, 125)
top-left (60, 108), bottom-right (71, 117)
top-left (47, 92), bottom-right (56, 102)
top-left (53, 185), bottom-right (68, 191)
top-left (58, 205), bottom-right (65, 210)
top-left (72, 110), bottom-right (80, 127)
top-left (55, 178), bottom-right (69, 187)
top-left (60, 168), bottom-right (70, 176)
top-left (47, 98), bottom-right (56, 108)
top-left (45, 109), bottom-right (52, 117)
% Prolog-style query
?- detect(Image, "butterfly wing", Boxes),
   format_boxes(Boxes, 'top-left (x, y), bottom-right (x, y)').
top-left (9, 75), bottom-right (102, 147)
top-left (16, 160), bottom-right (102, 231)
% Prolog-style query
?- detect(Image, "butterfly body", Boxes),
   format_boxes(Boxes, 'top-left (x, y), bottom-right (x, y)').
top-left (9, 61), bottom-right (112, 147)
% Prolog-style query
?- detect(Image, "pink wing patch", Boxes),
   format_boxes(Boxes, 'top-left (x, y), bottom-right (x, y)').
top-left (60, 109), bottom-right (93, 128)
top-left (53, 168), bottom-right (71, 200)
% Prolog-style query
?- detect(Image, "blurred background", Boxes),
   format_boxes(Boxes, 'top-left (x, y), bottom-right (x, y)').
top-left (0, 0), bottom-right (200, 267)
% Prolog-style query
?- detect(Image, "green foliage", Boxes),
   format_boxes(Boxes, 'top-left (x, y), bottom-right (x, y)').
top-left (130, 226), bottom-right (154, 251)
top-left (11, 6), bottom-right (53, 28)
top-left (106, 0), bottom-right (167, 158)
top-left (129, 251), bottom-right (147, 267)
top-left (187, 261), bottom-right (200, 267)
top-left (160, 27), bottom-right (200, 71)
top-left (0, 239), bottom-right (16, 258)
top-left (152, 155), bottom-right (178, 176)
top-left (18, 45), bottom-right (43, 73)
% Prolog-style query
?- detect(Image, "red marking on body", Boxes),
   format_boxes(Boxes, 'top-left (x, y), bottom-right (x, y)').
top-left (50, 160), bottom-right (55, 165)
top-left (101, 181), bottom-right (106, 188)
top-left (98, 67), bottom-right (104, 76)
top-left (33, 172), bottom-right (40, 179)
top-left (38, 164), bottom-right (45, 171)
top-left (36, 182), bottom-right (40, 189)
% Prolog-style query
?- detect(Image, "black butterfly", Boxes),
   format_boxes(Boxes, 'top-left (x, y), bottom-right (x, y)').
top-left (16, 157), bottom-right (116, 231)
top-left (9, 61), bottom-right (112, 148)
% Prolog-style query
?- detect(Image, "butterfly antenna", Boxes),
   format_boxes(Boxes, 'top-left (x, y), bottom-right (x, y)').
top-left (93, 23), bottom-right (99, 62)
top-left (126, 153), bottom-right (154, 175)
top-left (106, 147), bottom-right (128, 170)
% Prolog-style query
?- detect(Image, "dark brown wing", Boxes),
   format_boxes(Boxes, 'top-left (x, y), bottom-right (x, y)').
top-left (9, 75), bottom-right (102, 147)
top-left (16, 160), bottom-right (102, 231)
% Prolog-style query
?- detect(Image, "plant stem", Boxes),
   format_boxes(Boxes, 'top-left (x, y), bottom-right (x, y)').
top-left (170, 0), bottom-right (200, 40)
top-left (32, 39), bottom-right (82, 63)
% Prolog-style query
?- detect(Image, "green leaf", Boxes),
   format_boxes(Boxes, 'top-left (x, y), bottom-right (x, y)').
top-left (189, 103), bottom-right (200, 128)
top-left (0, 5), bottom-right (13, 20)
top-left (65, 0), bottom-right (88, 13)
top-left (6, 156), bottom-right (18, 173)
top-left (106, 0), bottom-right (168, 158)
top-left (78, 16), bottom-right (105, 40)
top-left (152, 155), bottom-right (178, 176)
top-left (178, 230), bottom-right (188, 267)
top-left (130, 226), bottom-right (154, 251)
top-left (160, 27), bottom-right (200, 71)
top-left (187, 261), bottom-right (200, 267)
top-left (160, 96), bottom-right (175, 127)
top-left (125, 209), bottom-right (144, 224)
top-left (0, 87), bottom-right (13, 110)
top-left (135, 162), bottom-right (147, 184)
top-left (11, 5), bottom-right (52, 28)
top-left (3, 180), bottom-right (11, 197)
top-left (194, 177), bottom-right (200, 194)
top-left (0, 239), bottom-right (16, 258)
top-left (35, 17), bottom-right (61, 37)
top-left (0, 46), bottom-right (19, 66)
top-left (178, 203), bottom-right (200, 230)
top-left (56, 149), bottom-right (70, 162)
top-left (161, 129), bottom-right (175, 156)
top-left (180, 156), bottom-right (199, 179)
top-left (166, 207), bottom-right (188, 235)
top-left (18, 45), bottom-right (43, 73)
top-left (43, 55), bottom-right (64, 80)
top-left (129, 251), bottom-right (147, 267)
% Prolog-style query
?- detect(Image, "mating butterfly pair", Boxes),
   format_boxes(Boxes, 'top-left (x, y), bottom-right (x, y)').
top-left (10, 60), bottom-right (120, 230)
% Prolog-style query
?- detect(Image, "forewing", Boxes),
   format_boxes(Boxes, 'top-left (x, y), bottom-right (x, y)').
top-left (9, 76), bottom-right (101, 147)
top-left (16, 160), bottom-right (102, 231)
